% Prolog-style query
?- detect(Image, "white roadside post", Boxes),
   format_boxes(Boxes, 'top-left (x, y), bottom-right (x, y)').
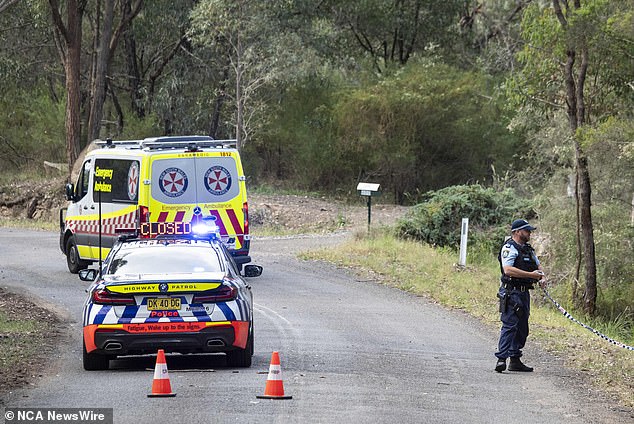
top-left (459, 218), bottom-right (469, 267)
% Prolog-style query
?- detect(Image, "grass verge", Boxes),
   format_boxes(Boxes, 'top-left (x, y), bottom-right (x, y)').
top-left (300, 230), bottom-right (634, 408)
top-left (0, 217), bottom-right (58, 232)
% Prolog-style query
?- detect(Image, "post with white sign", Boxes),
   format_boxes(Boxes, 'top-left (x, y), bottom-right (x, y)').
top-left (459, 218), bottom-right (469, 267)
top-left (356, 182), bottom-right (381, 233)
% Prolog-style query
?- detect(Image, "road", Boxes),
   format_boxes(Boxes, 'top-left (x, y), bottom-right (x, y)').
top-left (0, 228), bottom-right (630, 423)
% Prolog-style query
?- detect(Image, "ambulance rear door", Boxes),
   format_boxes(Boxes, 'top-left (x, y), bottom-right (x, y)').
top-left (148, 153), bottom-right (245, 249)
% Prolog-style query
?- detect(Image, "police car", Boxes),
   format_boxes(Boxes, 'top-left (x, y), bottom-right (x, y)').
top-left (78, 219), bottom-right (262, 370)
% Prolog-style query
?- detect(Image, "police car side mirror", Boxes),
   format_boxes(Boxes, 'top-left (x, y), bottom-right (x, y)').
top-left (243, 265), bottom-right (263, 278)
top-left (65, 183), bottom-right (76, 201)
top-left (78, 268), bottom-right (98, 282)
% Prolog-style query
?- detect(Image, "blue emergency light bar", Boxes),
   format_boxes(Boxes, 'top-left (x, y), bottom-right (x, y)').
top-left (191, 216), bottom-right (221, 239)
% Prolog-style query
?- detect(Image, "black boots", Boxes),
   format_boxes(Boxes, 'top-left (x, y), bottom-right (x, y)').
top-left (495, 358), bottom-right (507, 372)
top-left (508, 357), bottom-right (533, 372)
top-left (495, 357), bottom-right (533, 372)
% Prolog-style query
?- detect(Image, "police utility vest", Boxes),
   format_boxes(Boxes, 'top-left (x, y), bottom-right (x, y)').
top-left (498, 239), bottom-right (539, 286)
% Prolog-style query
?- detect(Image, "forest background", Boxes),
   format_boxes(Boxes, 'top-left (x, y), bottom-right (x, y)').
top-left (0, 1), bottom-right (632, 341)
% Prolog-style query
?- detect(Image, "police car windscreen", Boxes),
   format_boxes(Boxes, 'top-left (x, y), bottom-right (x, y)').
top-left (108, 247), bottom-right (223, 276)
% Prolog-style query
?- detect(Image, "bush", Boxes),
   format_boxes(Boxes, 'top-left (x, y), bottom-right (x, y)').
top-left (0, 87), bottom-right (66, 171)
top-left (396, 184), bottom-right (534, 253)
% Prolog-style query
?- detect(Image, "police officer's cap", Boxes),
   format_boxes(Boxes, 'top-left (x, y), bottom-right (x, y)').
top-left (511, 219), bottom-right (536, 232)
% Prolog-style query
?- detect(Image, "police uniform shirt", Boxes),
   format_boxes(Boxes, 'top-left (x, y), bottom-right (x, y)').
top-left (500, 242), bottom-right (540, 269)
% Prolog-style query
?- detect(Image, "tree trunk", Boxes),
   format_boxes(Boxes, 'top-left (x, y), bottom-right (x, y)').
top-left (49, 0), bottom-right (83, 173)
top-left (108, 85), bottom-right (124, 134)
top-left (576, 150), bottom-right (597, 313)
top-left (209, 65), bottom-right (229, 139)
top-left (235, 29), bottom-right (243, 151)
top-left (87, 0), bottom-right (115, 143)
top-left (121, 0), bottom-right (144, 118)
top-left (557, 0), bottom-right (597, 314)
top-left (123, 29), bottom-right (144, 118)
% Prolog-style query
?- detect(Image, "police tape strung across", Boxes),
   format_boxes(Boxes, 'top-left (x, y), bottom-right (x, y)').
top-left (540, 286), bottom-right (634, 351)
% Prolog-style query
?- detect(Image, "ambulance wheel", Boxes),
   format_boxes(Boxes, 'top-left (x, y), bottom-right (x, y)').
top-left (66, 236), bottom-right (89, 274)
top-left (83, 340), bottom-right (110, 371)
top-left (226, 326), bottom-right (253, 368)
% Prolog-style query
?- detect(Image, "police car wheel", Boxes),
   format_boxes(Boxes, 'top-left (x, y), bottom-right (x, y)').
top-left (82, 340), bottom-right (110, 371)
top-left (226, 328), bottom-right (253, 368)
top-left (66, 236), bottom-right (90, 274)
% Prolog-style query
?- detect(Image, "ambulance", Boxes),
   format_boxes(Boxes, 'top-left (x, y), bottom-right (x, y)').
top-left (60, 136), bottom-right (250, 273)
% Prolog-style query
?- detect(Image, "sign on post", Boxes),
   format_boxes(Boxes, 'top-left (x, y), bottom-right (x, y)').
top-left (356, 183), bottom-right (381, 232)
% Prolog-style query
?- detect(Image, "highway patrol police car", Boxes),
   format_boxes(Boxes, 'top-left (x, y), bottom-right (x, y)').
top-left (79, 220), bottom-right (261, 370)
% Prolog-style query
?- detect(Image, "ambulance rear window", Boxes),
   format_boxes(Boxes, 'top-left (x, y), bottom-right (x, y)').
top-left (92, 159), bottom-right (140, 204)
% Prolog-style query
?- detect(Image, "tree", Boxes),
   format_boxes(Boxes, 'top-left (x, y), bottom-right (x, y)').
top-left (0, 0), bottom-right (19, 13)
top-left (319, 0), bottom-right (463, 73)
top-left (334, 62), bottom-right (519, 203)
top-left (86, 0), bottom-right (142, 143)
top-left (49, 0), bottom-right (85, 173)
top-left (190, 0), bottom-right (309, 150)
top-left (457, 0), bottom-right (532, 73)
top-left (86, 0), bottom-right (115, 143)
top-left (511, 0), bottom-right (634, 314)
top-left (552, 0), bottom-right (598, 314)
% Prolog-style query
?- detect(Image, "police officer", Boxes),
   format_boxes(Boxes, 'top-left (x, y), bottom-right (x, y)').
top-left (495, 219), bottom-right (545, 372)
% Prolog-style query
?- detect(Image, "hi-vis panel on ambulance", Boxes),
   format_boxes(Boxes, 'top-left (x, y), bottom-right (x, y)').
top-left (60, 136), bottom-right (250, 273)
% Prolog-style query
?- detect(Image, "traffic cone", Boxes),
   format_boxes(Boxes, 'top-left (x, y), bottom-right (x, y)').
top-left (256, 351), bottom-right (292, 400)
top-left (147, 349), bottom-right (176, 397)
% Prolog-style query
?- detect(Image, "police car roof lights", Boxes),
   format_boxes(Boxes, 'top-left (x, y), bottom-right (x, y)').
top-left (191, 216), bottom-right (220, 240)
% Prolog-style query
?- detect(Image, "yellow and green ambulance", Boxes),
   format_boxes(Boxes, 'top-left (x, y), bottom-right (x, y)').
top-left (60, 136), bottom-right (250, 273)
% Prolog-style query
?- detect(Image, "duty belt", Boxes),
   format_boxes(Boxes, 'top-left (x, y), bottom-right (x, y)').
top-left (502, 283), bottom-right (533, 292)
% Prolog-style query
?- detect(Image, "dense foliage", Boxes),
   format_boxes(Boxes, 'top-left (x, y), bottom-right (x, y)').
top-left (395, 184), bottom-right (534, 253)
top-left (249, 62), bottom-right (520, 202)
top-left (0, 1), bottom-right (631, 324)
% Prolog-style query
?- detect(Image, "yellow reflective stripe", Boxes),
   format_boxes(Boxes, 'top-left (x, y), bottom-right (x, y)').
top-left (205, 321), bottom-right (231, 327)
top-left (97, 324), bottom-right (125, 330)
top-left (95, 246), bottom-right (111, 258)
top-left (76, 245), bottom-right (92, 258)
top-left (107, 282), bottom-right (221, 294)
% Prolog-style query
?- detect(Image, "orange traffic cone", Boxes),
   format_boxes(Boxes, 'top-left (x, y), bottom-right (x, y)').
top-left (256, 351), bottom-right (292, 400)
top-left (147, 349), bottom-right (176, 397)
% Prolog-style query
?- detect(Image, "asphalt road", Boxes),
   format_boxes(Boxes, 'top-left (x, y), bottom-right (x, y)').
top-left (0, 228), bottom-right (630, 423)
